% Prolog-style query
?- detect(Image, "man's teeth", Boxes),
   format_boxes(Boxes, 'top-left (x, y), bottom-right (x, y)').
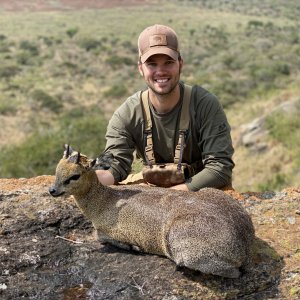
top-left (156, 79), bottom-right (168, 83)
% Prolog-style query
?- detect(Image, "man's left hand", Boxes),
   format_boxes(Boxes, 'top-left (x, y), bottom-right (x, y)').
top-left (169, 183), bottom-right (189, 191)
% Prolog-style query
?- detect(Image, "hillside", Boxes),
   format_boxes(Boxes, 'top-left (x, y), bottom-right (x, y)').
top-left (0, 0), bottom-right (299, 191)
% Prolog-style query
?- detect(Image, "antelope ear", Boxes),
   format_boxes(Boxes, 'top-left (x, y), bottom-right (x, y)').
top-left (89, 159), bottom-right (97, 169)
top-left (63, 144), bottom-right (74, 158)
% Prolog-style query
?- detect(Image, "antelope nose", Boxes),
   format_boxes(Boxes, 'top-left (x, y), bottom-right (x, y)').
top-left (49, 187), bottom-right (56, 195)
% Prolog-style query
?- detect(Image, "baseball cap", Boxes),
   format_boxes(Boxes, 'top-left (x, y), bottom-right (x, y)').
top-left (138, 24), bottom-right (180, 63)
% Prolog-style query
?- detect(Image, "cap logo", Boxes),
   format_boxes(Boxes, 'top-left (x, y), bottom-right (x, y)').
top-left (149, 34), bottom-right (167, 47)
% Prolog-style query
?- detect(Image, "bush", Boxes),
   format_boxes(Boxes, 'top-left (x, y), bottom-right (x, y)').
top-left (274, 63), bottom-right (290, 75)
top-left (16, 51), bottom-right (34, 65)
top-left (66, 27), bottom-right (79, 38)
top-left (77, 37), bottom-right (102, 51)
top-left (31, 89), bottom-right (63, 114)
top-left (121, 40), bottom-right (136, 53)
top-left (266, 105), bottom-right (300, 149)
top-left (0, 106), bottom-right (108, 177)
top-left (19, 40), bottom-right (39, 56)
top-left (105, 55), bottom-right (134, 69)
top-left (210, 76), bottom-right (253, 107)
top-left (0, 65), bottom-right (21, 79)
top-left (247, 20), bottom-right (264, 28)
top-left (0, 41), bottom-right (10, 53)
top-left (0, 99), bottom-right (17, 115)
top-left (257, 173), bottom-right (288, 191)
top-left (103, 84), bottom-right (128, 98)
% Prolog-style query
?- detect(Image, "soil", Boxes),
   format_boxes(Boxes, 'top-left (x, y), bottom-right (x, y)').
top-left (0, 176), bottom-right (299, 299)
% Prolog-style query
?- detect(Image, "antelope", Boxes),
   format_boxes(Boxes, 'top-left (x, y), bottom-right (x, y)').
top-left (49, 145), bottom-right (254, 278)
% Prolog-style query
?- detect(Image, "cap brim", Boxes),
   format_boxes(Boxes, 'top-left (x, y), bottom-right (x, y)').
top-left (140, 47), bottom-right (179, 63)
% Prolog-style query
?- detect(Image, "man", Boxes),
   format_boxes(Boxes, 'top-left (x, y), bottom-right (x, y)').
top-left (96, 24), bottom-right (234, 191)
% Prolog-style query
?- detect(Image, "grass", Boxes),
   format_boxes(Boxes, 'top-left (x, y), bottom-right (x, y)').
top-left (0, 1), bottom-right (299, 191)
top-left (0, 106), bottom-right (107, 177)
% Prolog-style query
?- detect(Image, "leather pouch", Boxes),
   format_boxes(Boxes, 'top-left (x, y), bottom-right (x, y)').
top-left (142, 163), bottom-right (188, 187)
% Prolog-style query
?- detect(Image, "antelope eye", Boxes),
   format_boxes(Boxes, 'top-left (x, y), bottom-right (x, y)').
top-left (64, 174), bottom-right (81, 185)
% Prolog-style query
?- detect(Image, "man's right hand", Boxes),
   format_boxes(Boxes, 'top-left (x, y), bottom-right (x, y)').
top-left (95, 170), bottom-right (115, 185)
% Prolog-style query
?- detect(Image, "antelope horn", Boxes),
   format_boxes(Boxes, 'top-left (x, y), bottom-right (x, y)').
top-left (76, 151), bottom-right (81, 164)
top-left (64, 144), bottom-right (70, 158)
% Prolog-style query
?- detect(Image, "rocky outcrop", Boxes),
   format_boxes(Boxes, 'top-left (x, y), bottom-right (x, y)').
top-left (0, 176), bottom-right (299, 299)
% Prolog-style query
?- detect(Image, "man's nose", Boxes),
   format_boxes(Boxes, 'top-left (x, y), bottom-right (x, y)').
top-left (155, 64), bottom-right (167, 74)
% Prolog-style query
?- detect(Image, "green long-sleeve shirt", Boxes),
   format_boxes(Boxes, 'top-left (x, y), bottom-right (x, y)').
top-left (104, 82), bottom-right (234, 191)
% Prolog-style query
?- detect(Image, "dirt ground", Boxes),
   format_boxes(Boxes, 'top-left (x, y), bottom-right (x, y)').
top-left (0, 0), bottom-right (155, 12)
top-left (0, 176), bottom-right (299, 299)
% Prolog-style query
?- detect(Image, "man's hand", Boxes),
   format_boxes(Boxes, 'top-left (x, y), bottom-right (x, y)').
top-left (95, 170), bottom-right (115, 185)
top-left (169, 183), bottom-right (189, 191)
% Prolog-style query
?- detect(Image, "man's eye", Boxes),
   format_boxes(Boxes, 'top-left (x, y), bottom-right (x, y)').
top-left (64, 174), bottom-right (81, 185)
top-left (146, 62), bottom-right (156, 67)
top-left (166, 60), bottom-right (175, 65)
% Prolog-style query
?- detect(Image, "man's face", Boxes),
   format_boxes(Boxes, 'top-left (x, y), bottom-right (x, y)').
top-left (138, 54), bottom-right (183, 96)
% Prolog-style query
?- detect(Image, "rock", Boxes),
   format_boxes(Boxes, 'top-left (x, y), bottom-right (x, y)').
top-left (239, 117), bottom-right (268, 149)
top-left (0, 177), bottom-right (300, 299)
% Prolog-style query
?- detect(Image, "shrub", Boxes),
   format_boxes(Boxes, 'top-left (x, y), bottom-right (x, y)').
top-left (266, 105), bottom-right (300, 149)
top-left (16, 51), bottom-right (34, 65)
top-left (105, 55), bottom-right (134, 69)
top-left (257, 173), bottom-right (288, 191)
top-left (266, 101), bottom-right (300, 171)
top-left (31, 89), bottom-right (63, 114)
top-left (103, 84), bottom-right (128, 98)
top-left (248, 64), bottom-right (276, 82)
top-left (0, 41), bottom-right (10, 53)
top-left (66, 27), bottom-right (79, 38)
top-left (39, 36), bottom-right (54, 46)
top-left (210, 76), bottom-right (252, 107)
top-left (78, 37), bottom-right (102, 51)
top-left (19, 40), bottom-right (39, 56)
top-left (0, 65), bottom-right (20, 79)
top-left (274, 63), bottom-right (290, 75)
top-left (0, 99), bottom-right (17, 115)
top-left (121, 40), bottom-right (136, 53)
top-left (189, 29), bottom-right (196, 36)
top-left (222, 55), bottom-right (242, 70)
top-left (248, 20), bottom-right (264, 28)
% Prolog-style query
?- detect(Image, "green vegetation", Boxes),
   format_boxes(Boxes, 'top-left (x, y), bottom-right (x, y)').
top-left (0, 106), bottom-right (107, 177)
top-left (31, 89), bottom-right (63, 114)
top-left (104, 84), bottom-right (128, 98)
top-left (266, 99), bottom-right (300, 166)
top-left (66, 27), bottom-right (79, 38)
top-left (0, 97), bottom-right (17, 115)
top-left (0, 0), bottom-right (299, 191)
top-left (257, 173), bottom-right (288, 192)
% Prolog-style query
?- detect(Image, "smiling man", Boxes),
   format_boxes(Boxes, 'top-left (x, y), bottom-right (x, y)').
top-left (96, 24), bottom-right (235, 192)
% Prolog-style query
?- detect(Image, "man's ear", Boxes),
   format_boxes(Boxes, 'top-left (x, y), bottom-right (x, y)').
top-left (179, 58), bottom-right (183, 73)
top-left (138, 62), bottom-right (144, 76)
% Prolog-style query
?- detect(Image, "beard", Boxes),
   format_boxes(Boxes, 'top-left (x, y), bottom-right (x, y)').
top-left (142, 65), bottom-right (182, 96)
top-left (148, 81), bottom-right (178, 96)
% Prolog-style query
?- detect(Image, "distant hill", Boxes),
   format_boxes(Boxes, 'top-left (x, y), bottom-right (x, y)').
top-left (0, 0), bottom-right (299, 191)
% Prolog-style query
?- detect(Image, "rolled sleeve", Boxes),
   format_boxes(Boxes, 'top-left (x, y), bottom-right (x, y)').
top-left (186, 91), bottom-right (234, 191)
